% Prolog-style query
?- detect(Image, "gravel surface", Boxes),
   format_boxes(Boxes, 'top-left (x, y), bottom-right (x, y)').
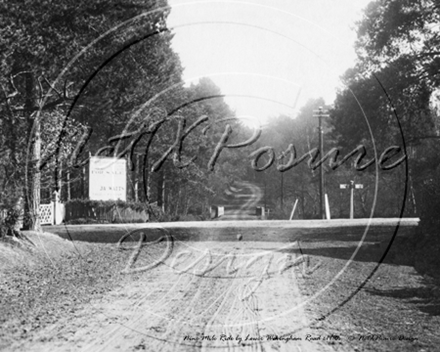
top-left (1, 229), bottom-right (440, 352)
top-left (1, 182), bottom-right (438, 351)
top-left (297, 239), bottom-right (440, 352)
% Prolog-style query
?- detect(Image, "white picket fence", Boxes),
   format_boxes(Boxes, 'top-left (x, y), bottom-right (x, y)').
top-left (39, 197), bottom-right (64, 226)
top-left (1, 195), bottom-right (64, 229)
top-left (39, 202), bottom-right (54, 225)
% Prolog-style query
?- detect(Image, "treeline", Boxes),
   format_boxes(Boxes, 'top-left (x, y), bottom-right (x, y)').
top-left (57, 76), bottom-right (250, 220)
top-left (0, 0), bottom-right (249, 230)
top-left (251, 0), bottom-right (440, 224)
top-left (331, 0), bottom-right (440, 227)
top-left (246, 98), bottom-right (407, 220)
top-left (1, 0), bottom-right (438, 230)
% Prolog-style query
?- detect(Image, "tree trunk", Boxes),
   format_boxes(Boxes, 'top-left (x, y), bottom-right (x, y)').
top-left (174, 184), bottom-right (181, 216)
top-left (22, 115), bottom-right (43, 231)
top-left (57, 160), bottom-right (63, 199)
top-left (31, 114), bottom-right (42, 231)
top-left (185, 196), bottom-right (190, 216)
top-left (146, 168), bottom-right (151, 202)
top-left (23, 72), bottom-right (41, 231)
top-left (157, 169), bottom-right (164, 209)
top-left (81, 166), bottom-right (86, 199)
top-left (264, 176), bottom-right (267, 208)
top-left (134, 154), bottom-right (140, 202)
top-left (66, 170), bottom-right (71, 201)
top-left (162, 172), bottom-right (166, 213)
top-left (143, 157), bottom-right (151, 203)
top-left (280, 171), bottom-right (284, 210)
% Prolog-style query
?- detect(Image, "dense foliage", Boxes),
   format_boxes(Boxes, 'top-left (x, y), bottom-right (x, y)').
top-left (2, 0), bottom-right (438, 230)
top-left (0, 1), bottom-right (250, 232)
top-left (330, 0), bottom-right (440, 226)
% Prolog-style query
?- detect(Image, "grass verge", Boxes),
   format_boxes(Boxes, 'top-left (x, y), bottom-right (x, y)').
top-left (0, 231), bottom-right (135, 350)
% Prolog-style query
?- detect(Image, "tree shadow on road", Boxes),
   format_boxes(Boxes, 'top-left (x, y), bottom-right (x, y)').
top-left (278, 238), bottom-right (440, 317)
top-left (365, 285), bottom-right (440, 317)
top-left (278, 240), bottom-right (415, 267)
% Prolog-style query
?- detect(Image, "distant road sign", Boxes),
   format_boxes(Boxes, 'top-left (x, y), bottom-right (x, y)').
top-left (313, 109), bottom-right (330, 118)
top-left (340, 182), bottom-right (363, 190)
top-left (340, 181), bottom-right (364, 219)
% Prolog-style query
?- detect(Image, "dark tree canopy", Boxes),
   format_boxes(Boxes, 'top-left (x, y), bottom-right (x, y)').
top-left (330, 0), bottom-right (440, 223)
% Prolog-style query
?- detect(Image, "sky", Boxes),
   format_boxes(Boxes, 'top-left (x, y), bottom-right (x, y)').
top-left (167, 0), bottom-right (372, 123)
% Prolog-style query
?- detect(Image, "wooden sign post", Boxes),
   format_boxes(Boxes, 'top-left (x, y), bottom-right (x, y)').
top-left (340, 180), bottom-right (363, 219)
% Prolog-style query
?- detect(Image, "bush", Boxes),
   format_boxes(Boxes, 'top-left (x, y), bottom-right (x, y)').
top-left (266, 206), bottom-right (289, 220)
top-left (414, 232), bottom-right (440, 281)
top-left (414, 166), bottom-right (440, 231)
top-left (64, 199), bottom-right (150, 224)
top-left (0, 189), bottom-right (23, 237)
top-left (65, 217), bottom-right (108, 225)
top-left (173, 214), bottom-right (207, 222)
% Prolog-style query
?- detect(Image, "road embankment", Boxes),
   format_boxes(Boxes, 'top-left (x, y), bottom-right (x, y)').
top-left (47, 218), bottom-right (419, 243)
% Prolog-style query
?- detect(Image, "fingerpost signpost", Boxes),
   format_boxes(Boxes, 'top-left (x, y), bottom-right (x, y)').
top-left (340, 180), bottom-right (364, 219)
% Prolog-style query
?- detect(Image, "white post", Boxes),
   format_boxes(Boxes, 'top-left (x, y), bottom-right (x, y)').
top-left (290, 199), bottom-right (299, 220)
top-left (325, 193), bottom-right (331, 220)
top-left (341, 181), bottom-right (362, 219)
top-left (350, 181), bottom-right (354, 219)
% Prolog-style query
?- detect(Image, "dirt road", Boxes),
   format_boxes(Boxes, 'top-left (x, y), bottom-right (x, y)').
top-left (218, 181), bottom-right (263, 221)
top-left (6, 227), bottom-right (440, 352)
top-left (7, 238), bottom-right (335, 352)
top-left (4, 182), bottom-right (437, 352)
top-left (6, 182), bottom-right (334, 351)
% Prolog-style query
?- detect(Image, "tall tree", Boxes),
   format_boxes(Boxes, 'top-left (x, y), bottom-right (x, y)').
top-left (330, 0), bottom-right (440, 221)
top-left (355, 0), bottom-right (440, 88)
top-left (0, 0), bottom-right (178, 230)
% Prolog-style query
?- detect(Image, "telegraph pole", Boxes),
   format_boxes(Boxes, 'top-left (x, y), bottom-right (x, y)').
top-left (313, 107), bottom-right (329, 219)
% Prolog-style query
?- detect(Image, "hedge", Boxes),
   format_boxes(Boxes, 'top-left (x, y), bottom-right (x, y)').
top-left (64, 199), bottom-right (150, 224)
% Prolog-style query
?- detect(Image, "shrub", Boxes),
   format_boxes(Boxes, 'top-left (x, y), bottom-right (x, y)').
top-left (0, 188), bottom-right (23, 237)
top-left (414, 165), bottom-right (440, 231)
top-left (64, 199), bottom-right (150, 224)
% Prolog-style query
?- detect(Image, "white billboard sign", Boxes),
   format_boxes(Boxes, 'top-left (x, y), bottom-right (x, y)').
top-left (89, 157), bottom-right (126, 201)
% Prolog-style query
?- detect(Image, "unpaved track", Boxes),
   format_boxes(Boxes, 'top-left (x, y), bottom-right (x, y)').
top-left (218, 181), bottom-right (263, 221)
top-left (9, 240), bottom-right (332, 352)
top-left (7, 182), bottom-right (422, 351)
top-left (8, 183), bottom-right (336, 351)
